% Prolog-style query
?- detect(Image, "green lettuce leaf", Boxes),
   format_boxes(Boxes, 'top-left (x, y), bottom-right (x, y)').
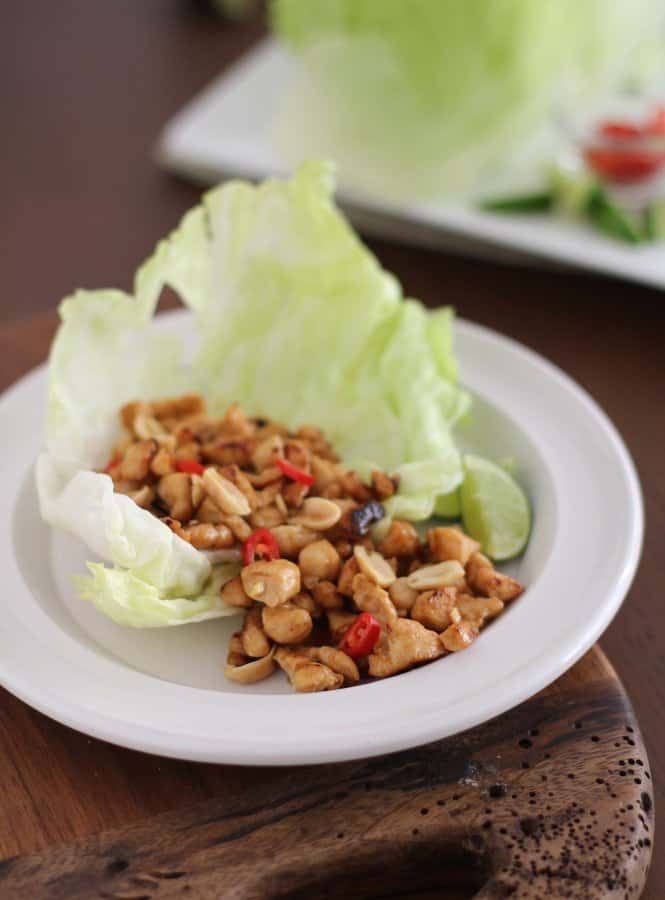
top-left (271, 0), bottom-right (665, 199)
top-left (38, 161), bottom-right (468, 625)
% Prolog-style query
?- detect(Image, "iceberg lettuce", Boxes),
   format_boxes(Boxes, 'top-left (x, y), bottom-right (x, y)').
top-left (38, 161), bottom-right (468, 626)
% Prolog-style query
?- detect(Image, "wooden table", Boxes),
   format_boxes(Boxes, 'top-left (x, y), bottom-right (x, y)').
top-left (1, 2), bottom-right (663, 896)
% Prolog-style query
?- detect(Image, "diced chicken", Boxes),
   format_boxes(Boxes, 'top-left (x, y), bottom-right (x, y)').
top-left (427, 526), bottom-right (481, 566)
top-left (351, 573), bottom-right (398, 627)
top-left (378, 520), bottom-right (420, 558)
top-left (274, 647), bottom-right (343, 692)
top-left (410, 587), bottom-right (459, 631)
top-left (466, 553), bottom-right (523, 602)
top-left (368, 618), bottom-right (444, 677)
top-left (388, 577), bottom-right (419, 617)
top-left (241, 607), bottom-right (271, 658)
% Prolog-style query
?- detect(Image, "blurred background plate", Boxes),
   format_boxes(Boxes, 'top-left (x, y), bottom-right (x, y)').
top-left (157, 39), bottom-right (665, 289)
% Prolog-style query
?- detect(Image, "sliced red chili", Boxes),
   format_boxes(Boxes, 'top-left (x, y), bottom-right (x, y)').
top-left (598, 119), bottom-right (642, 140)
top-left (176, 458), bottom-right (205, 475)
top-left (276, 457), bottom-right (314, 486)
top-left (242, 528), bottom-right (281, 566)
top-left (584, 146), bottom-right (665, 182)
top-left (339, 612), bottom-right (382, 660)
top-left (104, 458), bottom-right (120, 473)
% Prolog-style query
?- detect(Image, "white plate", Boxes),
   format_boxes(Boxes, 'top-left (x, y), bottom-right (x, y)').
top-left (157, 40), bottom-right (665, 290)
top-left (0, 311), bottom-right (642, 765)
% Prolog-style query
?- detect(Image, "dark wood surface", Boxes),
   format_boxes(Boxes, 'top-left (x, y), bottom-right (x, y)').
top-left (1, 2), bottom-right (663, 897)
top-left (0, 648), bottom-right (654, 900)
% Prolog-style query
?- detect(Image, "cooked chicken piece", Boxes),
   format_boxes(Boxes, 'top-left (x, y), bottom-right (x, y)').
top-left (220, 575), bottom-right (253, 608)
top-left (271, 524), bottom-right (321, 559)
top-left (456, 594), bottom-right (504, 628)
top-left (225, 634), bottom-right (275, 684)
top-left (201, 439), bottom-right (252, 468)
top-left (127, 485), bottom-right (155, 509)
top-left (352, 573), bottom-right (398, 628)
top-left (251, 434), bottom-right (284, 472)
top-left (119, 439), bottom-right (157, 482)
top-left (167, 520), bottom-right (235, 550)
top-left (327, 609), bottom-right (358, 642)
top-left (241, 607), bottom-right (271, 658)
top-left (174, 441), bottom-right (201, 462)
top-left (150, 446), bottom-right (176, 477)
top-left (254, 480), bottom-right (283, 510)
top-left (262, 604), bottom-right (313, 644)
top-left (339, 470), bottom-right (372, 503)
top-left (440, 620), bottom-right (478, 652)
top-left (295, 425), bottom-right (338, 461)
top-left (151, 394), bottom-right (205, 422)
top-left (378, 520), bottom-right (420, 558)
top-left (337, 557), bottom-right (360, 596)
top-left (371, 470), bottom-right (396, 500)
top-left (466, 553), bottom-right (523, 602)
top-left (292, 591), bottom-right (322, 619)
top-left (319, 483), bottom-right (342, 500)
top-left (299, 646), bottom-right (360, 684)
top-left (299, 540), bottom-right (341, 583)
top-left (311, 580), bottom-right (345, 610)
top-left (411, 587), bottom-right (458, 631)
top-left (368, 618), bottom-right (444, 677)
top-left (275, 647), bottom-right (343, 692)
top-left (427, 526), bottom-right (481, 566)
top-left (284, 439), bottom-right (311, 471)
top-left (157, 472), bottom-right (194, 521)
top-left (120, 400), bottom-right (151, 431)
top-left (241, 559), bottom-right (301, 607)
top-left (249, 504), bottom-right (285, 529)
top-left (220, 402), bottom-right (255, 438)
top-left (388, 577), bottom-right (419, 617)
top-left (282, 480), bottom-right (310, 509)
top-left (311, 456), bottom-right (343, 492)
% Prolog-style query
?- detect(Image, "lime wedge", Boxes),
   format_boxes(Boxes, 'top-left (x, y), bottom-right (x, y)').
top-left (461, 454), bottom-right (531, 560)
top-left (434, 489), bottom-right (461, 519)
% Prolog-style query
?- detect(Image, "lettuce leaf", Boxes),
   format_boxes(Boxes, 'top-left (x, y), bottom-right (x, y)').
top-left (271, 0), bottom-right (665, 200)
top-left (38, 161), bottom-right (468, 626)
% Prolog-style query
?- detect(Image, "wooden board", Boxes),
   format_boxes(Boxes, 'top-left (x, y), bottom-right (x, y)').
top-left (0, 647), bottom-right (653, 899)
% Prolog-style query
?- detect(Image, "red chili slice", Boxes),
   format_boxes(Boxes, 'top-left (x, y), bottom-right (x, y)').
top-left (104, 458), bottom-right (120, 473)
top-left (242, 528), bottom-right (281, 566)
top-left (598, 120), bottom-right (642, 140)
top-left (276, 457), bottom-right (314, 486)
top-left (584, 146), bottom-right (665, 182)
top-left (339, 612), bottom-right (382, 660)
top-left (176, 458), bottom-right (205, 475)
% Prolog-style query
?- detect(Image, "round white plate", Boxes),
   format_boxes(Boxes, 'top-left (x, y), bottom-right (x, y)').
top-left (0, 312), bottom-right (642, 765)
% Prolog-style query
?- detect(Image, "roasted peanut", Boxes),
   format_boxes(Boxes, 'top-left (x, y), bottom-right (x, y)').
top-left (290, 497), bottom-right (341, 531)
top-left (312, 580), bottom-right (345, 610)
top-left (371, 469), bottom-right (396, 500)
top-left (220, 575), bottom-right (253, 608)
top-left (262, 604), bottom-right (313, 645)
top-left (241, 559), bottom-right (301, 607)
top-left (406, 560), bottom-right (466, 591)
top-left (271, 524), bottom-right (320, 559)
top-left (203, 467), bottom-right (251, 516)
top-left (353, 545), bottom-right (396, 588)
top-left (299, 540), bottom-right (341, 582)
top-left (241, 607), bottom-right (271, 658)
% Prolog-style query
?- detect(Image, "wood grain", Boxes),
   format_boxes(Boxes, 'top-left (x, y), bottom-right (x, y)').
top-left (0, 648), bottom-right (654, 899)
top-left (1, 2), bottom-right (664, 897)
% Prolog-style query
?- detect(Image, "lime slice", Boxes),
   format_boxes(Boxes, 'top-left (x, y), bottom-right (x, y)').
top-left (461, 454), bottom-right (531, 560)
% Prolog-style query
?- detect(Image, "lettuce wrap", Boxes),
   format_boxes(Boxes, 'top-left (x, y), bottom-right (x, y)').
top-left (37, 161), bottom-right (469, 626)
